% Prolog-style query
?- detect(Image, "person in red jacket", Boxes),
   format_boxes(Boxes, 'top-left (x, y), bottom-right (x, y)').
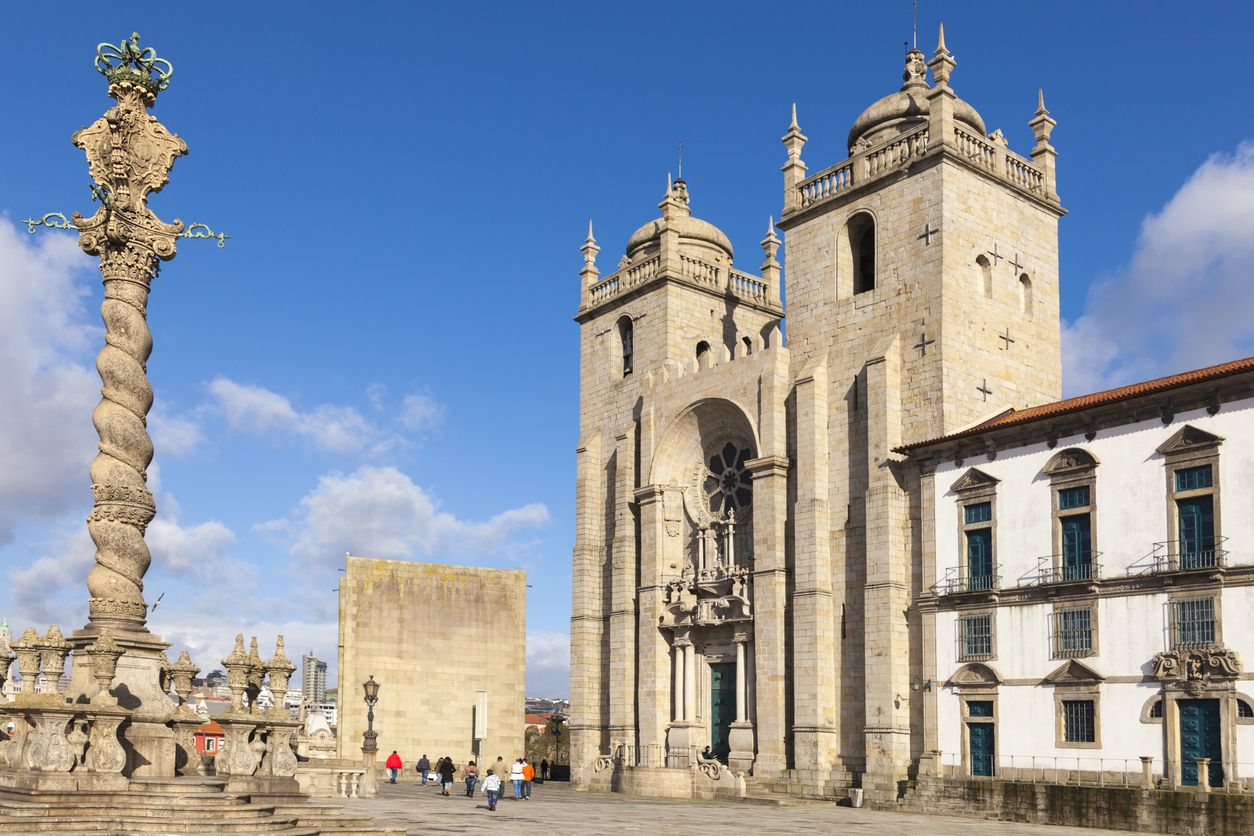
top-left (385, 751), bottom-right (403, 784)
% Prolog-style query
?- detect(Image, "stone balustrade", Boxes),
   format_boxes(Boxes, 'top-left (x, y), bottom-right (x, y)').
top-left (793, 123), bottom-right (1047, 214)
top-left (585, 253), bottom-right (776, 314)
top-left (295, 759), bottom-right (369, 798)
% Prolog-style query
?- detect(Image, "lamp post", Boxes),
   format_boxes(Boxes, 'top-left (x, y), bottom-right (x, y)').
top-left (359, 675), bottom-right (380, 798)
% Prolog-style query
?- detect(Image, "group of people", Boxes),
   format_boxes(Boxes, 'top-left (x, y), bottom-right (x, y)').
top-left (382, 751), bottom-right (548, 812)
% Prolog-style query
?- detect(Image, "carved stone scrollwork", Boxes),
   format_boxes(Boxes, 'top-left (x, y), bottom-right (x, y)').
top-left (1152, 646), bottom-right (1242, 683)
top-left (265, 725), bottom-right (299, 777)
top-left (23, 713), bottom-right (77, 772)
top-left (218, 722), bottom-right (262, 777)
top-left (86, 714), bottom-right (127, 774)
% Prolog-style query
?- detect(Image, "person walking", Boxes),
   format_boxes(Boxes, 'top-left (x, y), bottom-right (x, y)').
top-left (521, 759), bottom-right (535, 799)
top-left (540, 758), bottom-right (549, 782)
top-left (416, 753), bottom-right (430, 786)
top-left (463, 760), bottom-right (479, 797)
top-left (482, 770), bottom-right (502, 811)
top-left (491, 755), bottom-right (509, 790)
top-left (508, 758), bottom-right (525, 800)
top-left (438, 756), bottom-right (456, 796)
top-left (385, 751), bottom-right (402, 784)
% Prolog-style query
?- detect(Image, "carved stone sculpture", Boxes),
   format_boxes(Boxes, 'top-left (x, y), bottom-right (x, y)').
top-left (1152, 646), bottom-right (1242, 682)
top-left (217, 722), bottom-right (261, 777)
top-left (84, 631), bottom-right (124, 703)
top-left (86, 713), bottom-right (128, 773)
top-left (245, 637), bottom-right (265, 713)
top-left (167, 650), bottom-right (199, 715)
top-left (222, 634), bottom-right (250, 713)
top-left (264, 637), bottom-right (296, 717)
top-left (23, 713), bottom-right (77, 772)
top-left (0, 624), bottom-right (15, 696)
top-left (72, 34), bottom-right (187, 633)
top-left (264, 724), bottom-right (299, 778)
top-left (37, 626), bottom-right (71, 696)
top-left (11, 628), bottom-right (41, 696)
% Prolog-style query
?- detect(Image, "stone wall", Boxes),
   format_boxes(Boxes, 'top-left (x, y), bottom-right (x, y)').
top-left (897, 777), bottom-right (1254, 835)
top-left (337, 557), bottom-right (525, 772)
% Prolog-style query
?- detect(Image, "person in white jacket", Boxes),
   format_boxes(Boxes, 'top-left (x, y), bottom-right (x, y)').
top-left (482, 772), bottom-right (502, 811)
top-left (508, 758), bottom-right (525, 800)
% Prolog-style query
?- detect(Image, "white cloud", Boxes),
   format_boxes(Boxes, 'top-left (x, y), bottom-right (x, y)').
top-left (148, 407), bottom-right (205, 458)
top-left (398, 391), bottom-right (446, 432)
top-left (150, 611), bottom-right (337, 683)
top-left (207, 377), bottom-right (393, 456)
top-left (288, 465), bottom-right (549, 567)
top-left (526, 631), bottom-right (569, 698)
top-left (7, 525), bottom-right (94, 627)
top-left (1063, 141), bottom-right (1254, 394)
top-left (0, 220), bottom-right (99, 543)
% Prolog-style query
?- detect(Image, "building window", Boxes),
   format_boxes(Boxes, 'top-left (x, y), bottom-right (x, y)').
top-left (617, 316), bottom-right (634, 377)
top-left (1157, 425), bottom-right (1223, 570)
top-left (741, 335), bottom-right (753, 357)
top-left (1054, 606), bottom-right (1094, 658)
top-left (695, 341), bottom-right (711, 368)
top-left (1062, 700), bottom-right (1096, 744)
top-left (963, 502), bottom-right (995, 591)
top-left (947, 468), bottom-right (999, 595)
top-left (849, 213), bottom-right (876, 294)
top-left (1238, 700), bottom-right (1253, 719)
top-left (1150, 700), bottom-right (1163, 718)
top-left (1043, 448), bottom-right (1099, 583)
top-left (959, 613), bottom-right (994, 661)
top-left (1019, 273), bottom-right (1033, 316)
top-left (1172, 597), bottom-right (1216, 647)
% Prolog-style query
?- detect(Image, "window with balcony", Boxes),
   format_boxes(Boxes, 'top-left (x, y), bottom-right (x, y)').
top-left (1043, 448), bottom-right (1099, 583)
top-left (1156, 425), bottom-right (1224, 571)
top-left (942, 468), bottom-right (1000, 595)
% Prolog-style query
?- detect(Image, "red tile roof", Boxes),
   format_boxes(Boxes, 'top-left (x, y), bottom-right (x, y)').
top-left (524, 713), bottom-right (551, 725)
top-left (196, 719), bottom-right (224, 736)
top-left (898, 356), bottom-right (1254, 452)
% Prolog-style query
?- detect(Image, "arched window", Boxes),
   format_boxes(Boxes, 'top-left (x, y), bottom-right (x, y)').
top-left (617, 316), bottom-right (634, 377)
top-left (741, 336), bottom-right (753, 357)
top-left (849, 213), bottom-right (876, 294)
top-left (976, 254), bottom-right (993, 298)
top-left (1019, 274), bottom-right (1034, 316)
top-left (696, 341), bottom-right (711, 368)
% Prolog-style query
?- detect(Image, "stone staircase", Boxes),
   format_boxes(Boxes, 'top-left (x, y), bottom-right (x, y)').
top-left (742, 768), bottom-right (856, 806)
top-left (0, 777), bottom-right (402, 835)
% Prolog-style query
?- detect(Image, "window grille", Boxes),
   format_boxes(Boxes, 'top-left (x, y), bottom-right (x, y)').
top-left (1058, 485), bottom-right (1090, 510)
top-left (1150, 700), bottom-right (1163, 718)
top-left (1063, 700), bottom-right (1095, 743)
top-left (960, 614), bottom-right (993, 660)
top-left (1055, 608), bottom-right (1093, 656)
top-left (1173, 597), bottom-right (1216, 647)
top-left (1175, 464), bottom-right (1213, 492)
top-left (1239, 700), bottom-right (1254, 719)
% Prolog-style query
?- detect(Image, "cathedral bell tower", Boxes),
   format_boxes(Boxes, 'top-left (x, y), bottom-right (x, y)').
top-left (774, 25), bottom-right (1064, 795)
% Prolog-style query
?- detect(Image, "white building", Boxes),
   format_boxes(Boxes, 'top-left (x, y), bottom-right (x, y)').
top-left (900, 358), bottom-right (1254, 789)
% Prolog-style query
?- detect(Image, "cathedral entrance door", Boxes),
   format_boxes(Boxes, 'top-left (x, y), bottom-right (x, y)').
top-left (709, 663), bottom-right (735, 760)
top-left (1179, 699), bottom-right (1223, 787)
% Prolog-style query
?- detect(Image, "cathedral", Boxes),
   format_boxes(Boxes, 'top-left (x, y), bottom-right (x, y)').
top-left (570, 27), bottom-right (1254, 804)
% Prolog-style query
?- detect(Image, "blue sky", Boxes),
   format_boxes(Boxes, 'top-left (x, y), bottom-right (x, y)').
top-left (2, 2), bottom-right (1253, 698)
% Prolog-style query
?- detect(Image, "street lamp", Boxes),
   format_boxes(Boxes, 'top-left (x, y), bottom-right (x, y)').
top-left (359, 674), bottom-right (380, 797)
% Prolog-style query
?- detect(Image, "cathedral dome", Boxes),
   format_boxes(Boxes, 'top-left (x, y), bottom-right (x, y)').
top-left (846, 48), bottom-right (985, 152)
top-left (625, 179), bottom-right (734, 261)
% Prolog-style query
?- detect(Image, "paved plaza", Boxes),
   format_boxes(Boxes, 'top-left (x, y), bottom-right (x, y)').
top-left (344, 781), bottom-right (1153, 835)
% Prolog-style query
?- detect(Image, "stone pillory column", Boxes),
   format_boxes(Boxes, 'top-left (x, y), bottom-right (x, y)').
top-left (73, 33), bottom-right (187, 634)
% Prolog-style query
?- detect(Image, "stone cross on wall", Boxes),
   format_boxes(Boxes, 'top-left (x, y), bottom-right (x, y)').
top-left (977, 379), bottom-right (993, 401)
top-left (913, 332), bottom-right (936, 356)
top-left (918, 222), bottom-right (937, 245)
top-left (1009, 253), bottom-right (1025, 273)
top-left (987, 243), bottom-right (1003, 265)
top-left (998, 328), bottom-right (1015, 350)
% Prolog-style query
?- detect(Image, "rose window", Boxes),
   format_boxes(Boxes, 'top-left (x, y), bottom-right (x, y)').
top-left (702, 442), bottom-right (752, 519)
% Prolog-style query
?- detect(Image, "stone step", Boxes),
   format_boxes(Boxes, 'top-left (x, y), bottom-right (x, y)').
top-left (0, 802), bottom-right (280, 820)
top-left (0, 817), bottom-right (319, 835)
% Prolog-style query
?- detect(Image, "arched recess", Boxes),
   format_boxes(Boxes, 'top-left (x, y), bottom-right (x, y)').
top-left (616, 315), bottom-right (634, 377)
top-left (1019, 273), bottom-right (1034, 316)
top-left (741, 335), bottom-right (753, 357)
top-left (976, 254), bottom-right (993, 298)
top-left (695, 341), bottom-right (712, 369)
top-left (836, 210), bottom-right (877, 297)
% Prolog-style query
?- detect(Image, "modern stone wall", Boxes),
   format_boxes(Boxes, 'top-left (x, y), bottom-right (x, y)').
top-left (337, 557), bottom-right (525, 772)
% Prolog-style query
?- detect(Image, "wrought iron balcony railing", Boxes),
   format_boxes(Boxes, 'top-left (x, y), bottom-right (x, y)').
top-left (933, 565), bottom-right (1001, 596)
top-left (1128, 538), bottom-right (1228, 575)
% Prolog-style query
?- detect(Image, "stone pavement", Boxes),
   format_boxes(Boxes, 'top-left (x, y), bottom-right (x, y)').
top-left (343, 780), bottom-right (1153, 835)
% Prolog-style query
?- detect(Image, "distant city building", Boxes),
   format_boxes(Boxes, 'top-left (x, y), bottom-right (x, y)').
top-left (302, 653), bottom-right (327, 704)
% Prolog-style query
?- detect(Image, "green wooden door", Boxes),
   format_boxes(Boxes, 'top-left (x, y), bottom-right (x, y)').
top-left (967, 528), bottom-right (993, 590)
top-left (709, 663), bottom-right (735, 760)
top-left (1179, 699), bottom-right (1223, 787)
top-left (968, 723), bottom-right (995, 777)
top-left (1061, 514), bottom-right (1092, 579)
top-left (1178, 496), bottom-right (1215, 569)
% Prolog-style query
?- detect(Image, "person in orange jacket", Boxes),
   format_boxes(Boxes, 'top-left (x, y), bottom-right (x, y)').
top-left (521, 759), bottom-right (535, 799)
top-left (385, 750), bottom-right (403, 784)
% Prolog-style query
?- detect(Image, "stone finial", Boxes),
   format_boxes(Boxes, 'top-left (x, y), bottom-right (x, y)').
top-left (903, 48), bottom-right (927, 89)
top-left (168, 650), bottom-right (200, 714)
top-left (781, 103), bottom-right (809, 214)
top-left (1029, 87), bottom-right (1059, 200)
top-left (264, 636), bottom-right (297, 710)
top-left (580, 220), bottom-right (600, 269)
top-left (0, 626), bottom-right (13, 697)
top-left (11, 628), bottom-right (40, 695)
top-left (658, 172), bottom-right (691, 221)
top-left (781, 102), bottom-right (808, 161)
top-left (222, 633), bottom-right (250, 713)
top-left (245, 636), bottom-right (265, 712)
top-left (38, 625), bottom-right (70, 696)
top-left (928, 22), bottom-right (956, 87)
top-left (85, 631), bottom-right (124, 704)
top-left (760, 216), bottom-right (782, 304)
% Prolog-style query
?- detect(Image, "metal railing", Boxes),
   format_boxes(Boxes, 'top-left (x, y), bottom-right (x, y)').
top-left (932, 565), bottom-right (1001, 596)
top-left (1020, 555), bottom-right (1103, 586)
top-left (936, 753), bottom-right (1254, 792)
top-left (1128, 538), bottom-right (1228, 575)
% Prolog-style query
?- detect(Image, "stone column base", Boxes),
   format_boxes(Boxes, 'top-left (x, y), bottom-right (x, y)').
top-left (728, 722), bottom-right (755, 774)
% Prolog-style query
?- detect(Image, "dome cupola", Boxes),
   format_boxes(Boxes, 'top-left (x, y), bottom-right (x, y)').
top-left (624, 177), bottom-right (734, 264)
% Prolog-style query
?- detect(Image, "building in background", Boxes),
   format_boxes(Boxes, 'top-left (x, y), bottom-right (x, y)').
top-left (337, 556), bottom-right (525, 771)
top-left (302, 652), bottom-right (328, 704)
